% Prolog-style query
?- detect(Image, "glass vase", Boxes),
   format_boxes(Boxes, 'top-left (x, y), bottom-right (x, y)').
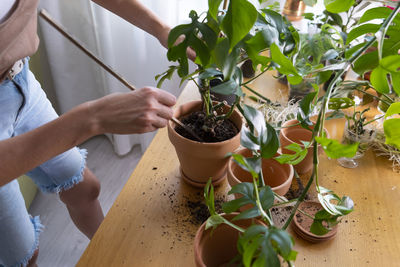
top-left (337, 121), bottom-right (376, 168)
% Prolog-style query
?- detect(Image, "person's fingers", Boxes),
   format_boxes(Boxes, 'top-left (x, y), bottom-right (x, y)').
top-left (187, 47), bottom-right (196, 62)
top-left (151, 117), bottom-right (169, 129)
top-left (153, 88), bottom-right (176, 107)
top-left (155, 104), bottom-right (174, 120)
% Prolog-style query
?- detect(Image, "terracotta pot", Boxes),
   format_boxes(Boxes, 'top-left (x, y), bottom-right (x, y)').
top-left (194, 213), bottom-right (264, 267)
top-left (291, 201), bottom-right (338, 243)
top-left (168, 100), bottom-right (242, 187)
top-left (279, 119), bottom-right (326, 174)
top-left (227, 148), bottom-right (294, 196)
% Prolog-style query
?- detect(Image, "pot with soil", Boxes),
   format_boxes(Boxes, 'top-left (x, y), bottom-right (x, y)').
top-left (227, 148), bottom-right (294, 196)
top-left (194, 213), bottom-right (264, 267)
top-left (292, 201), bottom-right (338, 243)
top-left (168, 100), bottom-right (242, 187)
top-left (279, 119), bottom-right (327, 174)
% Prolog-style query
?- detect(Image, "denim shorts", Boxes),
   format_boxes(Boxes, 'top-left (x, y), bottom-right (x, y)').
top-left (0, 59), bottom-right (87, 267)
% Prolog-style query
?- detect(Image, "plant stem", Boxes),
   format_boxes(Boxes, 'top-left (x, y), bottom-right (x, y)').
top-left (352, 86), bottom-right (392, 106)
top-left (363, 114), bottom-right (385, 127)
top-left (222, 217), bottom-right (245, 233)
top-left (243, 84), bottom-right (273, 104)
top-left (272, 198), bottom-right (298, 207)
top-left (297, 208), bottom-right (315, 220)
top-left (252, 177), bottom-right (274, 226)
top-left (242, 66), bottom-right (271, 86)
top-left (282, 170), bottom-right (315, 230)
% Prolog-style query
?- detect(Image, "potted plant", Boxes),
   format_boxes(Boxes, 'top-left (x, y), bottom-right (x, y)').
top-left (337, 107), bottom-right (377, 168)
top-left (157, 0), bottom-right (299, 187)
top-left (156, 0), bottom-right (399, 264)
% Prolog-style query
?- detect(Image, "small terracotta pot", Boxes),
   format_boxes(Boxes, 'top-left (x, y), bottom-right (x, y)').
top-left (227, 148), bottom-right (294, 196)
top-left (279, 119), bottom-right (326, 174)
top-left (292, 201), bottom-right (338, 243)
top-left (168, 100), bottom-right (242, 187)
top-left (194, 213), bottom-right (264, 267)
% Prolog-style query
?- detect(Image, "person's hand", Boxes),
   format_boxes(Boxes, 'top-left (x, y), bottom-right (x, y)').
top-left (158, 25), bottom-right (196, 62)
top-left (87, 87), bottom-right (176, 135)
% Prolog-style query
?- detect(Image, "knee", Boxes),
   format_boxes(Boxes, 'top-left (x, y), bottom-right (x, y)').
top-left (59, 168), bottom-right (100, 206)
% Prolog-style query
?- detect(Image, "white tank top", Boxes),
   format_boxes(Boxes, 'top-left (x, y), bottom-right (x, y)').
top-left (0, 0), bottom-right (17, 23)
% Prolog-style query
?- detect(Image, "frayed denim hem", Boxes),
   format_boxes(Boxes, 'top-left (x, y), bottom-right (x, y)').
top-left (11, 216), bottom-right (44, 267)
top-left (38, 149), bottom-right (88, 194)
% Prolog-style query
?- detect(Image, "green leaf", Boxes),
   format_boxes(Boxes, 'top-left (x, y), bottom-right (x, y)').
top-left (270, 43), bottom-right (301, 83)
top-left (370, 66), bottom-right (390, 94)
top-left (328, 98), bottom-right (355, 110)
top-left (242, 235), bottom-right (263, 267)
top-left (297, 91), bottom-right (317, 124)
top-left (315, 137), bottom-right (359, 159)
top-left (259, 186), bottom-right (274, 210)
top-left (205, 214), bottom-right (225, 230)
top-left (208, 0), bottom-right (223, 21)
top-left (231, 154), bottom-right (261, 178)
top-left (359, 7), bottom-right (396, 24)
top-left (353, 50), bottom-right (379, 75)
top-left (324, 0), bottom-right (354, 14)
top-left (204, 178), bottom-right (216, 215)
top-left (383, 118), bottom-right (400, 149)
top-left (260, 123), bottom-right (280, 159)
top-left (210, 79), bottom-right (239, 95)
top-left (221, 0), bottom-right (258, 49)
top-left (385, 102), bottom-right (400, 118)
top-left (346, 24), bottom-right (380, 45)
top-left (233, 206), bottom-right (260, 220)
top-left (155, 65), bottom-right (179, 88)
top-left (222, 197), bottom-right (253, 213)
top-left (242, 104), bottom-right (266, 135)
top-left (310, 220), bottom-right (330, 235)
top-left (275, 143), bottom-right (308, 165)
top-left (269, 228), bottom-right (294, 258)
top-left (241, 126), bottom-right (260, 151)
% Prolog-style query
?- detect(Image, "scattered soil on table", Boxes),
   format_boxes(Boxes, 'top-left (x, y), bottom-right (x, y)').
top-left (271, 206), bottom-right (293, 228)
top-left (175, 111), bottom-right (238, 142)
top-left (159, 183), bottom-right (228, 249)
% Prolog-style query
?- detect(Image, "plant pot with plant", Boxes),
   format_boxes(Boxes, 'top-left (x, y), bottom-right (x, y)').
top-left (157, 0), bottom-right (299, 187)
top-left (168, 100), bottom-right (242, 187)
top-left (227, 148), bottom-right (294, 196)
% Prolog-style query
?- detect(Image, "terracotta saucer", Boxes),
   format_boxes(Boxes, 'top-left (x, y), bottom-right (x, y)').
top-left (180, 167), bottom-right (226, 188)
top-left (291, 201), bottom-right (338, 243)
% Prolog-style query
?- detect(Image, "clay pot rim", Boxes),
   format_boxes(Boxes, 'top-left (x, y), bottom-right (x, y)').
top-left (168, 100), bottom-right (242, 146)
top-left (194, 212), bottom-right (266, 267)
top-left (227, 148), bottom-right (294, 193)
top-left (292, 201), bottom-right (338, 241)
top-left (280, 119), bottom-right (329, 148)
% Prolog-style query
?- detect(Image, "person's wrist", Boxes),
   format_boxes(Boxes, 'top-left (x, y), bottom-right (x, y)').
top-left (77, 100), bottom-right (103, 137)
top-left (156, 24), bottom-right (171, 49)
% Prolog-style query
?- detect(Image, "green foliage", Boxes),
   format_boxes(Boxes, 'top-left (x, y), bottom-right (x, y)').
top-left (237, 226), bottom-right (296, 267)
top-left (324, 0), bottom-right (354, 14)
top-left (221, 0), bottom-right (258, 49)
top-left (275, 143), bottom-right (308, 165)
top-left (315, 136), bottom-right (359, 159)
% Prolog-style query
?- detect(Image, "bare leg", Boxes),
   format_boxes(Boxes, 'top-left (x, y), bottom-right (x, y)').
top-left (59, 168), bottom-right (104, 239)
top-left (26, 248), bottom-right (39, 267)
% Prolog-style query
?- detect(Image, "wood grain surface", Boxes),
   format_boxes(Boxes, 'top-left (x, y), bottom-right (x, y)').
top-left (77, 72), bottom-right (400, 267)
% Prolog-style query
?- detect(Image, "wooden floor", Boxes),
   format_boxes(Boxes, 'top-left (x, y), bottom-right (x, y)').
top-left (29, 135), bottom-right (144, 267)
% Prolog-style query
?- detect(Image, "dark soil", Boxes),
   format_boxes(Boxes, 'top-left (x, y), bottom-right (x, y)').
top-left (175, 111), bottom-right (238, 142)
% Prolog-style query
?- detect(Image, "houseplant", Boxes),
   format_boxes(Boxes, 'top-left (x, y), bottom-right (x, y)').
top-left (157, 0), bottom-right (300, 186)
top-left (194, 0), bottom-right (400, 265)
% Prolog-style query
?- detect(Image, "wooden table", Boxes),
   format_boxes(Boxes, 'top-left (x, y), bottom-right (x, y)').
top-left (77, 72), bottom-right (400, 267)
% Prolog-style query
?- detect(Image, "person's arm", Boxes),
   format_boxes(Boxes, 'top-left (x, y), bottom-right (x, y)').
top-left (0, 87), bottom-right (175, 186)
top-left (91, 0), bottom-right (170, 48)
